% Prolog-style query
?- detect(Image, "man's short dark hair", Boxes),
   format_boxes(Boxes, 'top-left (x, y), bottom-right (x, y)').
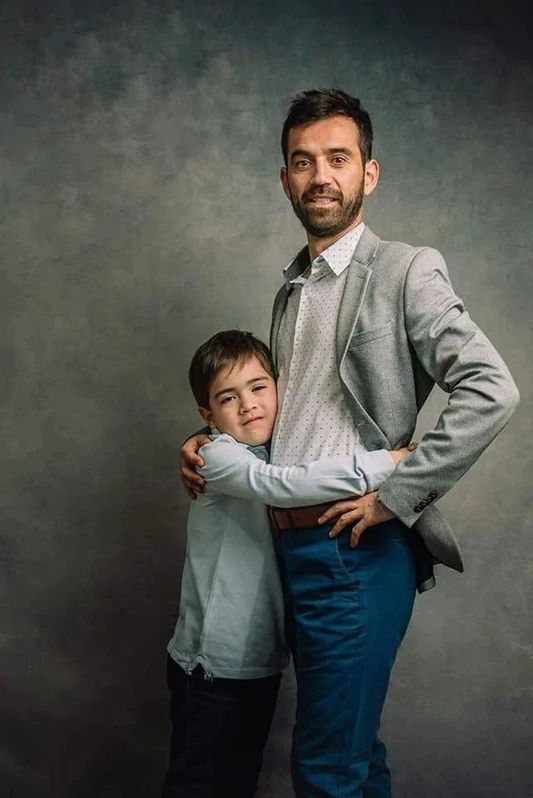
top-left (281, 89), bottom-right (373, 165)
top-left (189, 330), bottom-right (275, 408)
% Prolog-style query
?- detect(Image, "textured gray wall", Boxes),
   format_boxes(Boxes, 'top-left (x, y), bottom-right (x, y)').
top-left (2, 1), bottom-right (532, 796)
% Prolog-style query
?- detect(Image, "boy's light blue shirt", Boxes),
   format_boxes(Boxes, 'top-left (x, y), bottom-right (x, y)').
top-left (167, 433), bottom-right (395, 679)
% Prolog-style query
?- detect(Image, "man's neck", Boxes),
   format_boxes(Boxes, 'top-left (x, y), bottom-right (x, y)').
top-left (307, 215), bottom-right (364, 261)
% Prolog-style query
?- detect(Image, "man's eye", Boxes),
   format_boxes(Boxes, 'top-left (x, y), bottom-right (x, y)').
top-left (332, 156), bottom-right (347, 165)
top-left (294, 160), bottom-right (310, 169)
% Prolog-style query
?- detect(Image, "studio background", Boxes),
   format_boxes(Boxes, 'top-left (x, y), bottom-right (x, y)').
top-left (2, 1), bottom-right (532, 796)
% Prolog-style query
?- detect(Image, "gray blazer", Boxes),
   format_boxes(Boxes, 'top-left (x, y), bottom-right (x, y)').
top-left (270, 226), bottom-right (519, 580)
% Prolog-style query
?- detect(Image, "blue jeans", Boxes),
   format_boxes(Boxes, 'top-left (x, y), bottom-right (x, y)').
top-left (276, 519), bottom-right (417, 798)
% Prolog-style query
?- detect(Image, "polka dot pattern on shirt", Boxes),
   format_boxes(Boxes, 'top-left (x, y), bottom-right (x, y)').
top-left (271, 224), bottom-right (369, 467)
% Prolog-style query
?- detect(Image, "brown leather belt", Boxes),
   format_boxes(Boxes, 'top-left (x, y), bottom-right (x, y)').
top-left (269, 502), bottom-right (335, 531)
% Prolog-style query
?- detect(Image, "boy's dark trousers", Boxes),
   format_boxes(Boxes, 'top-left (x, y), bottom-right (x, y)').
top-left (162, 655), bottom-right (282, 798)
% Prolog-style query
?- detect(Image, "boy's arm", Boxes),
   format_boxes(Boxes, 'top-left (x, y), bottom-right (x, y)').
top-left (198, 435), bottom-right (400, 507)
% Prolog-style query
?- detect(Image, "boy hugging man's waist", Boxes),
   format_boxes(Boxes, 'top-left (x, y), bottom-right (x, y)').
top-left (163, 329), bottom-right (411, 798)
top-left (167, 432), bottom-right (290, 679)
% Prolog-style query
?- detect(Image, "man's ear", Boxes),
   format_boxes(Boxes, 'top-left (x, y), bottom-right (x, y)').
top-left (280, 166), bottom-right (291, 200)
top-left (363, 159), bottom-right (380, 197)
top-left (198, 406), bottom-right (212, 426)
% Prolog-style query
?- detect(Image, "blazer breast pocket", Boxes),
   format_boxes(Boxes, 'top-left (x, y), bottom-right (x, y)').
top-left (348, 321), bottom-right (393, 348)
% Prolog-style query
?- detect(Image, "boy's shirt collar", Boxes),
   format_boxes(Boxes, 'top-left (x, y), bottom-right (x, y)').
top-left (209, 429), bottom-right (270, 463)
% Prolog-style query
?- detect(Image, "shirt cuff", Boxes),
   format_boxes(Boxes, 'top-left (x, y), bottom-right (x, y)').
top-left (356, 449), bottom-right (396, 493)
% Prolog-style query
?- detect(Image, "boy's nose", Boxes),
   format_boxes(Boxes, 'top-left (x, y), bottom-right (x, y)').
top-left (239, 399), bottom-right (257, 414)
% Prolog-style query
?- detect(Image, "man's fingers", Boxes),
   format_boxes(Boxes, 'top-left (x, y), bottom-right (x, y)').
top-left (181, 461), bottom-right (205, 496)
top-left (182, 462), bottom-right (204, 481)
top-left (328, 510), bottom-right (363, 538)
top-left (181, 434), bottom-right (210, 468)
top-left (319, 500), bottom-right (362, 525)
top-left (179, 433), bottom-right (207, 497)
top-left (181, 450), bottom-right (205, 469)
top-left (350, 520), bottom-right (367, 548)
top-left (183, 475), bottom-right (205, 500)
top-left (185, 472), bottom-right (205, 490)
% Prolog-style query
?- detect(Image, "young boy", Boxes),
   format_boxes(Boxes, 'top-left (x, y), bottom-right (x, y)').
top-left (162, 330), bottom-right (411, 798)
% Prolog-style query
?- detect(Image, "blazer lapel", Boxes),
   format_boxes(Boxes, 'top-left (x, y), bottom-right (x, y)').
top-left (270, 285), bottom-right (290, 370)
top-left (336, 226), bottom-right (392, 449)
top-left (335, 226), bottom-right (380, 364)
top-left (269, 246), bottom-right (309, 370)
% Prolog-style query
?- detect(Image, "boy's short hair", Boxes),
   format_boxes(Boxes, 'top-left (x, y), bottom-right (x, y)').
top-left (189, 330), bottom-right (276, 408)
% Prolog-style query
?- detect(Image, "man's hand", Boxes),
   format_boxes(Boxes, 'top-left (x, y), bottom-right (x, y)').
top-left (318, 492), bottom-right (395, 547)
top-left (317, 443), bottom-right (416, 545)
top-left (180, 434), bottom-right (210, 499)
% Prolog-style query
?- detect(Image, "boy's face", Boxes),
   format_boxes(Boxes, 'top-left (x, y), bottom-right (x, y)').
top-left (199, 355), bottom-right (278, 446)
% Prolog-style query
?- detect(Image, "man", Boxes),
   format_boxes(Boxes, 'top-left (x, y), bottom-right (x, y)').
top-left (181, 89), bottom-right (519, 797)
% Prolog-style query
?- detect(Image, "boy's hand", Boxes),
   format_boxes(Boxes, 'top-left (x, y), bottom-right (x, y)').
top-left (390, 440), bottom-right (418, 465)
top-left (180, 434), bottom-right (210, 499)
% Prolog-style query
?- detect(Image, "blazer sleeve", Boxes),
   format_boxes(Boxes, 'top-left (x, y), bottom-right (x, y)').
top-left (377, 247), bottom-right (520, 527)
top-left (198, 436), bottom-right (395, 507)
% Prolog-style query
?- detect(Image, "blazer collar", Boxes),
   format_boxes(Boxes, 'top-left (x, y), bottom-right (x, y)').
top-left (349, 224), bottom-right (380, 266)
top-left (271, 226), bottom-right (382, 368)
top-left (283, 246), bottom-right (310, 284)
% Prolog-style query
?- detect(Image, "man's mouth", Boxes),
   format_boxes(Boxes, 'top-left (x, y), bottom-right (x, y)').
top-left (305, 195), bottom-right (339, 206)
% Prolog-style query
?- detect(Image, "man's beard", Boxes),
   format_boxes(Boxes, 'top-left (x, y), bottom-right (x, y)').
top-left (289, 181), bottom-right (364, 238)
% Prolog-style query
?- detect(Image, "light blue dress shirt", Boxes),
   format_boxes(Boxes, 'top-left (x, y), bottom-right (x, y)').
top-left (167, 433), bottom-right (395, 679)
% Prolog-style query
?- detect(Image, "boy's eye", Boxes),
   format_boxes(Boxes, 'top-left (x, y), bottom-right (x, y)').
top-left (252, 384), bottom-right (266, 392)
top-left (220, 395), bottom-right (235, 404)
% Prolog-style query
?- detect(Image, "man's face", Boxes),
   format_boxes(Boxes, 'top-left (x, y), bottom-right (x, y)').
top-left (199, 355), bottom-right (278, 446)
top-left (281, 115), bottom-right (378, 238)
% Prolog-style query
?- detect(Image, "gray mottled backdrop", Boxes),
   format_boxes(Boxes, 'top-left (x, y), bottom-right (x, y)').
top-left (2, 1), bottom-right (532, 796)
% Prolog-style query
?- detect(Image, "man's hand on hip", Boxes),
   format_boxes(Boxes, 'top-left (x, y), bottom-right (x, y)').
top-left (318, 492), bottom-right (396, 548)
top-left (180, 434), bottom-right (210, 499)
top-left (317, 442), bottom-right (414, 545)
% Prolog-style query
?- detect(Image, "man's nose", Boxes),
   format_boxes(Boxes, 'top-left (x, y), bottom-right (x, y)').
top-left (311, 158), bottom-right (332, 186)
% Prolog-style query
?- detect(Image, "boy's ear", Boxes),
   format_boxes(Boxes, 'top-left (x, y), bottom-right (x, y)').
top-left (197, 406), bottom-right (212, 426)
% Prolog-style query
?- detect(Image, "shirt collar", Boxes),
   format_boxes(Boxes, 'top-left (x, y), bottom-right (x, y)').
top-left (209, 430), bottom-right (270, 461)
top-left (283, 222), bottom-right (365, 286)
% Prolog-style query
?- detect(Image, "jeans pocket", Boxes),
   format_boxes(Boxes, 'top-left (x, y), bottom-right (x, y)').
top-left (334, 523), bottom-right (407, 577)
top-left (333, 535), bottom-right (359, 584)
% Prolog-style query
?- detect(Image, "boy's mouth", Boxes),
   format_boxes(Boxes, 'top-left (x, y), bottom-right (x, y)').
top-left (242, 416), bottom-right (264, 425)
